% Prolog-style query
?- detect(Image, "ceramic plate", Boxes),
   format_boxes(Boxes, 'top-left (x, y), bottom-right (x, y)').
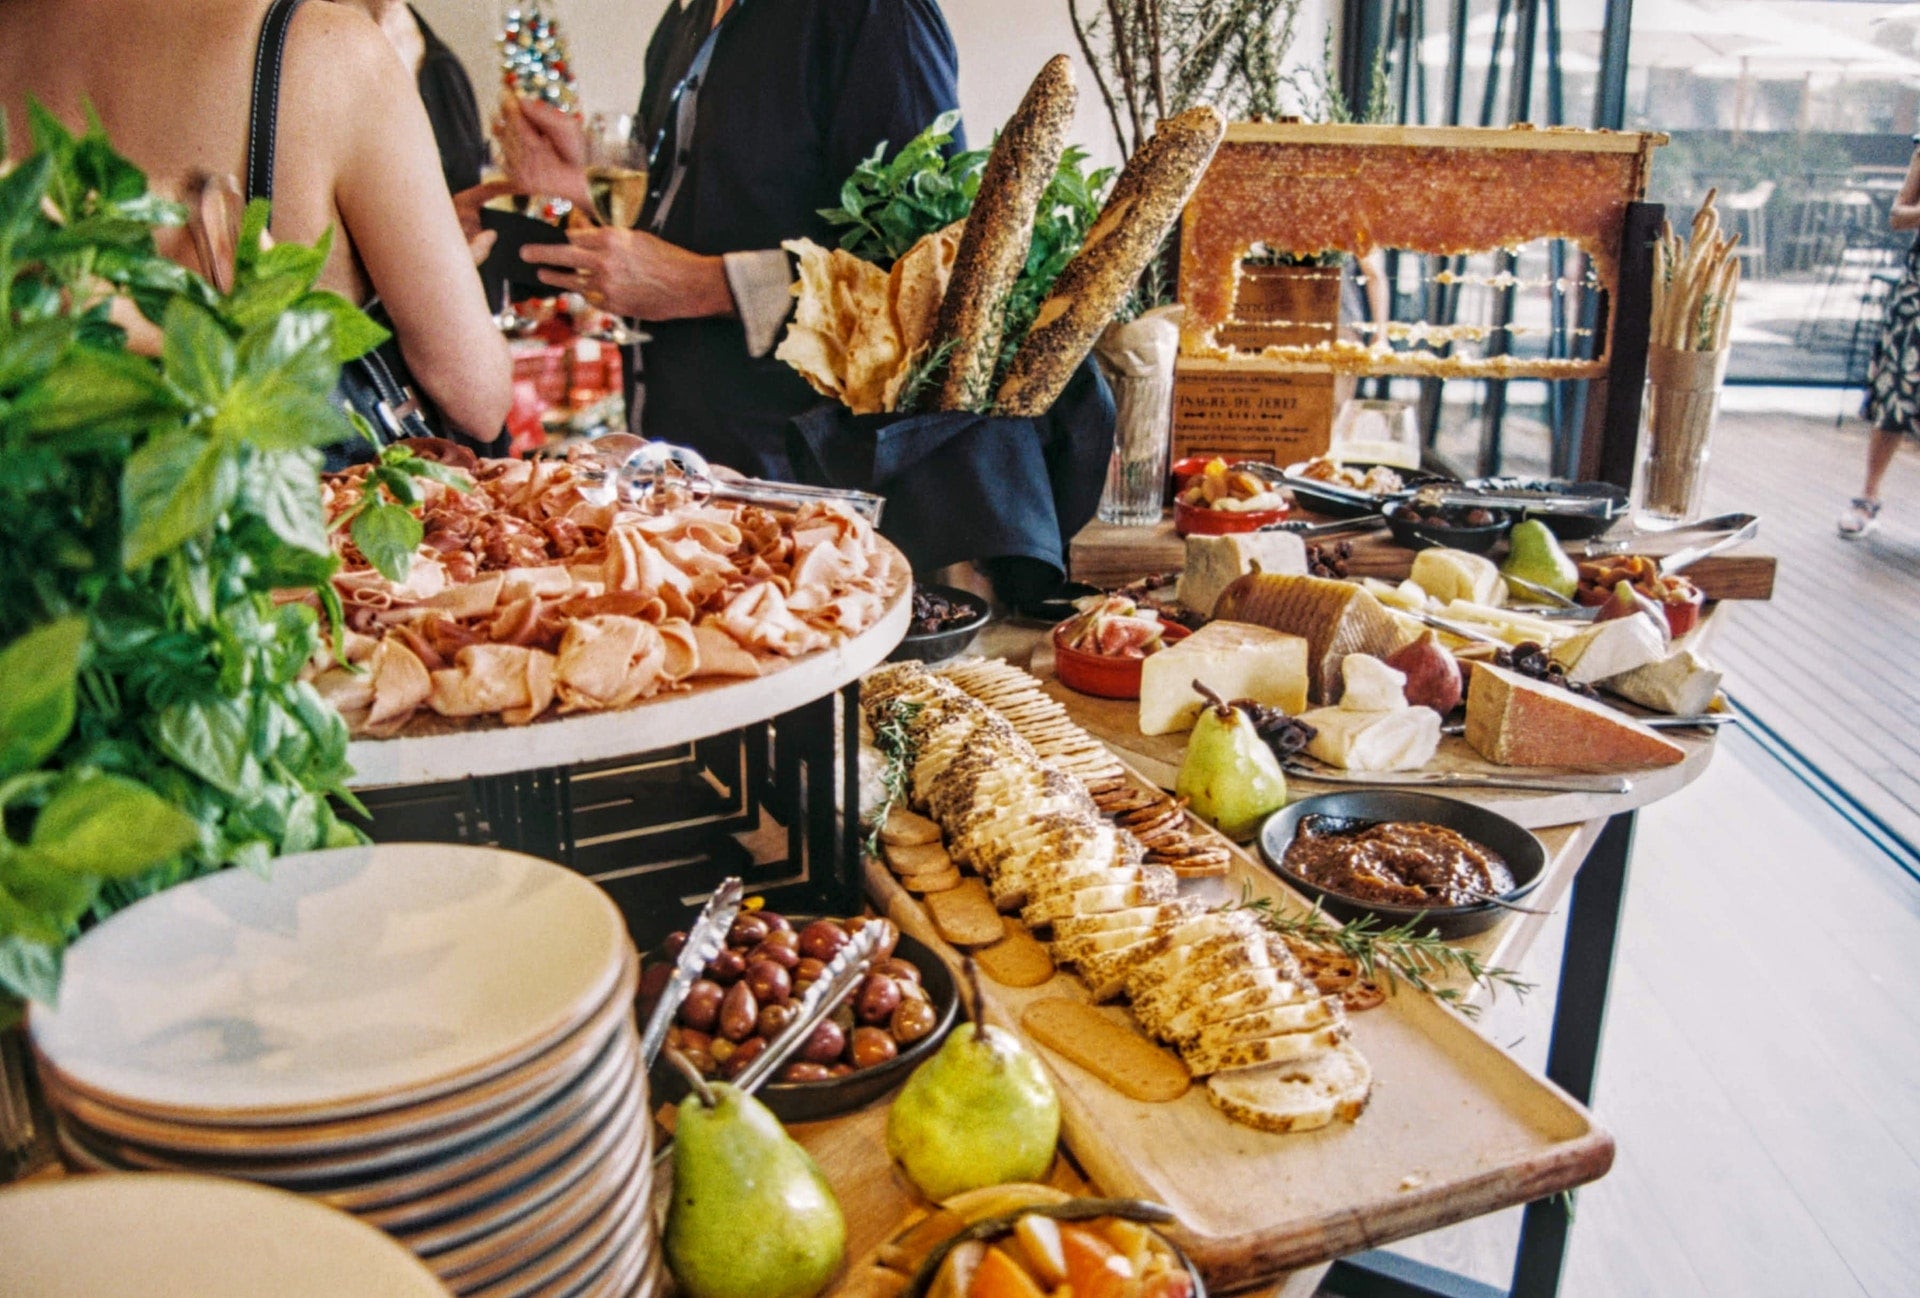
top-left (31, 843), bottom-right (629, 1121)
top-left (0, 1174), bottom-right (449, 1298)
top-left (39, 952), bottom-right (637, 1156)
top-left (470, 1133), bottom-right (655, 1298)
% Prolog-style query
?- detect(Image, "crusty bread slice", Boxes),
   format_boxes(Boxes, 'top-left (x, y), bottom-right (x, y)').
top-left (1048, 923), bottom-right (1158, 965)
top-left (1204, 1042), bottom-right (1373, 1133)
top-left (1159, 980), bottom-right (1327, 1045)
top-left (1181, 1023), bottom-right (1349, 1077)
top-left (1022, 879), bottom-right (1166, 927)
top-left (1464, 660), bottom-right (1686, 770)
top-left (1049, 900), bottom-right (1202, 941)
top-left (1185, 998), bottom-right (1344, 1051)
top-left (1136, 966), bottom-right (1315, 1037)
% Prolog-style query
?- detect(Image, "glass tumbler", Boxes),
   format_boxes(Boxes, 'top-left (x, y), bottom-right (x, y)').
top-left (1633, 345), bottom-right (1728, 530)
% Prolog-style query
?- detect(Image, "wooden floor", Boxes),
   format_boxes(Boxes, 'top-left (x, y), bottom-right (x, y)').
top-left (1700, 404), bottom-right (1920, 852)
top-left (1325, 725), bottom-right (1920, 1297)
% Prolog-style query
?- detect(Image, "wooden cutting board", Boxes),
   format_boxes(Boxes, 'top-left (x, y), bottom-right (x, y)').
top-left (1068, 516), bottom-right (1777, 602)
top-left (1026, 640), bottom-right (1716, 829)
top-left (864, 826), bottom-right (1615, 1291)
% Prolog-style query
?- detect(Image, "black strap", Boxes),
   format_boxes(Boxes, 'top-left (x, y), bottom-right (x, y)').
top-left (246, 0), bottom-right (305, 201)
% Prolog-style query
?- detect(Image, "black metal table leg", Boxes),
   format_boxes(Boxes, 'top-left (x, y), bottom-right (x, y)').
top-left (1326, 810), bottom-right (1638, 1298)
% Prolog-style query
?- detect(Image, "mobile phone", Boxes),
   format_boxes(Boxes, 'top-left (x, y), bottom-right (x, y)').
top-left (478, 207), bottom-right (572, 300)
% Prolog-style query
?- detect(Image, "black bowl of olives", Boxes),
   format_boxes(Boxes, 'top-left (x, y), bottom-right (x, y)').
top-left (643, 912), bottom-right (960, 1122)
top-left (1385, 500), bottom-right (1512, 554)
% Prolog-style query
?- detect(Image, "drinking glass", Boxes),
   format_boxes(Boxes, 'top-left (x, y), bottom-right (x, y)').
top-left (1329, 398), bottom-right (1421, 469)
top-left (585, 114), bottom-right (648, 231)
top-left (1632, 345), bottom-right (1727, 530)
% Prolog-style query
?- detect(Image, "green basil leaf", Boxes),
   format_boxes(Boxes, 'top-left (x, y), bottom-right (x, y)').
top-left (223, 272), bottom-right (311, 336)
top-left (236, 198), bottom-right (271, 274)
top-left (300, 290), bottom-right (389, 363)
top-left (0, 931), bottom-right (62, 1007)
top-left (0, 617), bottom-right (88, 778)
top-left (351, 502), bottom-right (422, 583)
top-left (152, 697), bottom-right (259, 798)
top-left (121, 430), bottom-right (239, 569)
top-left (229, 838), bottom-right (273, 876)
top-left (1, 854), bottom-right (97, 935)
top-left (9, 346), bottom-right (180, 438)
top-left (257, 235), bottom-right (327, 288)
top-left (0, 150), bottom-right (53, 239)
top-left (161, 297), bottom-right (237, 405)
top-left (241, 447), bottom-right (329, 554)
top-left (0, 317), bottom-right (77, 393)
top-left (30, 772), bottom-right (200, 878)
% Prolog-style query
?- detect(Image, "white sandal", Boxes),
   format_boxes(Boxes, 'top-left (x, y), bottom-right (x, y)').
top-left (1838, 498), bottom-right (1882, 539)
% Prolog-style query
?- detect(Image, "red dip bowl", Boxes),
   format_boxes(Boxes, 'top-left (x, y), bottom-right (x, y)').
top-left (1052, 622), bottom-right (1191, 700)
top-left (1174, 497), bottom-right (1290, 537)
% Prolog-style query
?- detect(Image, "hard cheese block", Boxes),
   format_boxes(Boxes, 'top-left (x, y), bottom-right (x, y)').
top-left (1139, 620), bottom-right (1310, 735)
top-left (1210, 573), bottom-right (1402, 703)
top-left (1464, 661), bottom-right (1685, 769)
top-left (1176, 532), bottom-right (1310, 619)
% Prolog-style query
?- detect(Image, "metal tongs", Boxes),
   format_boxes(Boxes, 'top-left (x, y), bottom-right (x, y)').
top-left (1232, 460), bottom-right (1389, 507)
top-left (636, 878), bottom-right (745, 1069)
top-left (1412, 484), bottom-right (1621, 519)
top-left (576, 436), bottom-right (887, 523)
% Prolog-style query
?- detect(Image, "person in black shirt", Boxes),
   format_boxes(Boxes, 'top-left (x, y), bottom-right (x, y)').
top-left (501, 0), bottom-right (962, 479)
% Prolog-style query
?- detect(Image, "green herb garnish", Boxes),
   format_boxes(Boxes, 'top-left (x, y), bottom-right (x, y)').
top-left (862, 699), bottom-right (924, 858)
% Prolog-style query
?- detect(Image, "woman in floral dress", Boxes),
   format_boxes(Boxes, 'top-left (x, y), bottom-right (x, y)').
top-left (1846, 142), bottom-right (1920, 538)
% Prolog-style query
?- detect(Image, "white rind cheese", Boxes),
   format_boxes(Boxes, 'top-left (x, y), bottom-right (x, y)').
top-left (1299, 705), bottom-right (1442, 771)
top-left (1139, 621), bottom-right (1310, 735)
top-left (1605, 648), bottom-right (1722, 715)
top-left (1550, 614), bottom-right (1668, 685)
top-left (1337, 654), bottom-right (1407, 711)
top-left (1176, 532), bottom-right (1310, 619)
top-left (1410, 548), bottom-right (1507, 607)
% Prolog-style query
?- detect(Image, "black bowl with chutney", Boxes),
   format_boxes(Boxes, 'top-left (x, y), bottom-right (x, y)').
top-left (1256, 792), bottom-right (1547, 938)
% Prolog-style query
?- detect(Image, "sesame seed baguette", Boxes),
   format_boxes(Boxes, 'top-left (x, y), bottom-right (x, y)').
top-left (996, 105), bottom-right (1226, 416)
top-left (930, 55), bottom-right (1077, 412)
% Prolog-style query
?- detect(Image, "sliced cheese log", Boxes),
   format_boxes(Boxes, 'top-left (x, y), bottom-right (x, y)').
top-left (1549, 613), bottom-right (1668, 685)
top-left (1138, 620), bottom-right (1311, 735)
top-left (1160, 978), bottom-right (1323, 1044)
top-left (1023, 878), bottom-right (1171, 927)
top-left (1181, 1022), bottom-right (1350, 1077)
top-left (1464, 660), bottom-right (1686, 769)
top-left (1186, 997), bottom-right (1343, 1049)
top-left (1204, 1041), bottom-right (1374, 1134)
top-left (1049, 900), bottom-right (1203, 941)
top-left (1605, 647), bottom-right (1722, 715)
top-left (1176, 532), bottom-right (1309, 619)
top-left (1211, 573), bottom-right (1402, 703)
top-left (1410, 548), bottom-right (1507, 606)
top-left (1298, 705), bottom-right (1442, 772)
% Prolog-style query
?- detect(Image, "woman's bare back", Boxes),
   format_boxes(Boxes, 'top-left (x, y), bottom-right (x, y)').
top-left (0, 0), bottom-right (511, 437)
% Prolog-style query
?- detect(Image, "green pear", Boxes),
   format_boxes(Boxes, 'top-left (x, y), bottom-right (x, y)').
top-left (1176, 686), bottom-right (1288, 841)
top-left (1500, 519), bottom-right (1579, 599)
top-left (665, 1083), bottom-right (846, 1298)
top-left (886, 1022), bottom-right (1060, 1201)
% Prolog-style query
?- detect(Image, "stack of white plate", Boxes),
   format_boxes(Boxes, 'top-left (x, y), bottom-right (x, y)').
top-left (28, 843), bottom-right (659, 1298)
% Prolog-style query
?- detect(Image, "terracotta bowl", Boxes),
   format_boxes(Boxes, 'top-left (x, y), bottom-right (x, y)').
top-left (1173, 498), bottom-right (1290, 537)
top-left (1051, 622), bottom-right (1190, 700)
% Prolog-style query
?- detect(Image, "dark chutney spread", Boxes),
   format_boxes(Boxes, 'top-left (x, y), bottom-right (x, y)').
top-left (1283, 815), bottom-right (1514, 908)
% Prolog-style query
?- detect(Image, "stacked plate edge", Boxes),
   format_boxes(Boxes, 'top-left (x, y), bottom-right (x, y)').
top-left (27, 843), bottom-right (662, 1298)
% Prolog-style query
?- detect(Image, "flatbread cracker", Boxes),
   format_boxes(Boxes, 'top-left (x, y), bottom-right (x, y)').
top-left (924, 877), bottom-right (1005, 947)
top-left (884, 840), bottom-right (955, 875)
top-left (903, 864), bottom-right (964, 894)
top-left (1021, 998), bottom-right (1191, 1103)
top-left (879, 807), bottom-right (942, 847)
top-left (974, 924), bottom-right (1056, 988)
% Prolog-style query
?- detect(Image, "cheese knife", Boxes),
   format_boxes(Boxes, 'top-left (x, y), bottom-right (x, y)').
top-left (636, 877), bottom-right (745, 1070)
top-left (1442, 712), bottom-right (1737, 735)
top-left (1282, 757), bottom-right (1632, 794)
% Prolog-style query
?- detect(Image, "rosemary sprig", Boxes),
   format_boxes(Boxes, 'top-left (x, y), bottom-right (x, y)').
top-left (896, 339), bottom-right (959, 416)
top-left (862, 699), bottom-right (924, 857)
top-left (1235, 889), bottom-right (1532, 1020)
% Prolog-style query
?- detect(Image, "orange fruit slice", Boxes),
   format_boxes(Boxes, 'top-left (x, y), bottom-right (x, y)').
top-left (966, 1243), bottom-right (1047, 1298)
top-left (1059, 1224), bottom-right (1137, 1298)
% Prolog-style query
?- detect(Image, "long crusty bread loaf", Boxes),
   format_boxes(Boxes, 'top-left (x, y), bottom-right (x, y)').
top-left (1205, 1042), bottom-right (1374, 1134)
top-left (996, 105), bottom-right (1226, 416)
top-left (1464, 661), bottom-right (1687, 770)
top-left (930, 55), bottom-right (1076, 412)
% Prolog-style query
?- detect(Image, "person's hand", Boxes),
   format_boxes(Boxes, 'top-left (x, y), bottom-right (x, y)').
top-left (494, 94), bottom-right (593, 211)
top-left (520, 227), bottom-right (736, 322)
top-left (451, 179), bottom-right (517, 240)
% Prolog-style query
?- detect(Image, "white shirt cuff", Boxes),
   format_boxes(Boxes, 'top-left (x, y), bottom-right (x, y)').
top-left (724, 249), bottom-right (796, 358)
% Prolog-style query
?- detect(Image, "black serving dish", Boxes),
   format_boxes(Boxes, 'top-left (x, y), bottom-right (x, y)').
top-left (1257, 791), bottom-right (1547, 938)
top-left (647, 925), bottom-right (959, 1122)
top-left (889, 583), bottom-right (991, 664)
top-left (1466, 477), bottom-right (1629, 541)
top-left (1384, 501), bottom-right (1512, 554)
top-left (1283, 461), bottom-right (1455, 520)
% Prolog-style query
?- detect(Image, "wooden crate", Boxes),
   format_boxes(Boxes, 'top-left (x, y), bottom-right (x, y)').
top-left (1170, 357), bottom-right (1336, 464)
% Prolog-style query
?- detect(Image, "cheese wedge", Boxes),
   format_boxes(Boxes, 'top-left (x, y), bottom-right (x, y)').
top-left (1138, 620), bottom-right (1310, 735)
top-left (1464, 661), bottom-right (1686, 769)
top-left (1550, 613), bottom-right (1668, 685)
top-left (1410, 548), bottom-right (1507, 606)
top-left (1211, 574), bottom-right (1402, 703)
top-left (1298, 705), bottom-right (1442, 771)
top-left (1605, 648), bottom-right (1722, 715)
top-left (1176, 532), bottom-right (1309, 618)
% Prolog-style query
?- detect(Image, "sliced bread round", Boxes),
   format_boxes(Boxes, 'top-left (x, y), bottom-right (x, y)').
top-left (1204, 1042), bottom-right (1374, 1134)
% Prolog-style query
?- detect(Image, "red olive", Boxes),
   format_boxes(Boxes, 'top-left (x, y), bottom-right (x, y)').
top-left (676, 1027), bottom-right (714, 1054)
top-left (661, 931), bottom-right (689, 961)
top-left (704, 948), bottom-right (748, 984)
top-left (639, 962), bottom-right (674, 999)
top-left (797, 920), bottom-right (851, 963)
top-left (718, 981), bottom-right (758, 1043)
top-left (778, 1062), bottom-right (834, 1084)
top-left (875, 958), bottom-right (921, 986)
top-left (757, 1002), bottom-right (796, 1037)
top-left (849, 1026), bottom-right (899, 1069)
top-left (682, 1048), bottom-right (717, 1078)
top-left (855, 974), bottom-right (902, 1025)
top-left (720, 1036), bottom-right (767, 1079)
top-left (826, 1062), bottom-right (854, 1078)
top-left (745, 959), bottom-right (792, 1005)
top-left (800, 1020), bottom-right (846, 1064)
top-left (679, 979), bottom-right (724, 1032)
top-left (891, 997), bottom-right (938, 1044)
top-left (865, 918), bottom-right (900, 960)
top-left (760, 912), bottom-right (793, 935)
top-left (793, 957), bottom-right (827, 984)
top-left (728, 913), bottom-right (769, 949)
top-left (748, 939), bottom-right (799, 971)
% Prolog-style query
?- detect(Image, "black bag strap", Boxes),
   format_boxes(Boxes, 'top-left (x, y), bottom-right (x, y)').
top-left (245, 0), bottom-right (305, 202)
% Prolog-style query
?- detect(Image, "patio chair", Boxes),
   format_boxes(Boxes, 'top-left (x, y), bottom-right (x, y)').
top-left (1722, 181), bottom-right (1775, 279)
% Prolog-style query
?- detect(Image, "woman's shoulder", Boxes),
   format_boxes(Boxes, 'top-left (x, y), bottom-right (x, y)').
top-left (282, 1), bottom-right (412, 99)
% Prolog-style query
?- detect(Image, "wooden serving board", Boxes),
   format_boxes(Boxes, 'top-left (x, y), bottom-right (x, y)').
top-left (1068, 516), bottom-right (1777, 602)
top-left (1027, 639), bottom-right (1715, 830)
top-left (864, 832), bottom-right (1614, 1291)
